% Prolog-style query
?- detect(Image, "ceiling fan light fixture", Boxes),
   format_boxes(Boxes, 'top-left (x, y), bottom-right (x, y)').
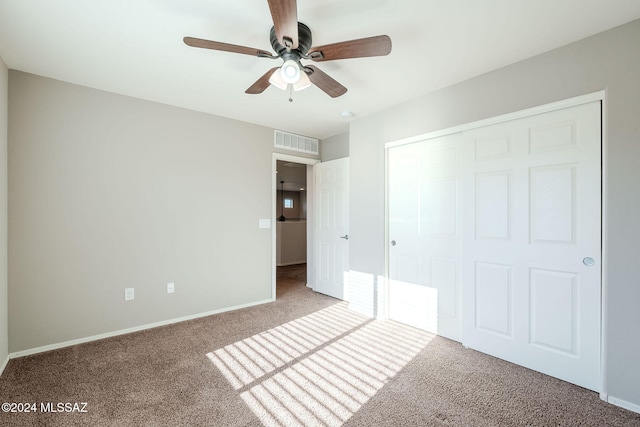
top-left (293, 70), bottom-right (311, 92)
top-left (280, 59), bottom-right (301, 84)
top-left (268, 68), bottom-right (288, 90)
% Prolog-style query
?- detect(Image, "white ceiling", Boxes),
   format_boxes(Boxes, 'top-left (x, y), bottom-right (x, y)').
top-left (2, 1), bottom-right (640, 140)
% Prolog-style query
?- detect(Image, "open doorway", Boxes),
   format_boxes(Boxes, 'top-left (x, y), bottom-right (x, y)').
top-left (276, 159), bottom-right (308, 298)
top-left (271, 154), bottom-right (320, 300)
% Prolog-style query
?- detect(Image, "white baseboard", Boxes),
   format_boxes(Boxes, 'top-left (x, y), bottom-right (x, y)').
top-left (0, 353), bottom-right (9, 377)
top-left (606, 395), bottom-right (640, 414)
top-left (9, 298), bottom-right (273, 359)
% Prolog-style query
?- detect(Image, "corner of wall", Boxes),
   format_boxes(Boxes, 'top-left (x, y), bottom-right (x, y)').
top-left (0, 55), bottom-right (9, 375)
top-left (320, 131), bottom-right (349, 162)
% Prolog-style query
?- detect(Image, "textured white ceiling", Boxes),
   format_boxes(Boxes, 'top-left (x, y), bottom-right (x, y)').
top-left (2, 1), bottom-right (640, 139)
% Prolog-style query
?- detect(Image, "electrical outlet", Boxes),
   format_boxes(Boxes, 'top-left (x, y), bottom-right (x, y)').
top-left (124, 288), bottom-right (135, 301)
top-left (167, 282), bottom-right (174, 294)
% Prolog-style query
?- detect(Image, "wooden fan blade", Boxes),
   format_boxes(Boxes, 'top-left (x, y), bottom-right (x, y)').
top-left (267, 0), bottom-right (298, 49)
top-left (184, 37), bottom-right (274, 58)
top-left (308, 35), bottom-right (392, 62)
top-left (246, 67), bottom-right (280, 94)
top-left (305, 65), bottom-right (347, 98)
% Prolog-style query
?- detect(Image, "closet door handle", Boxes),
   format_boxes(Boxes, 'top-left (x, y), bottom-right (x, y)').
top-left (340, 235), bottom-right (349, 240)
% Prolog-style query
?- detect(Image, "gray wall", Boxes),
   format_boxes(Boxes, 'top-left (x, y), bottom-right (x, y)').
top-left (350, 20), bottom-right (640, 408)
top-left (320, 132), bottom-right (349, 161)
top-left (0, 57), bottom-right (7, 365)
top-left (8, 71), bottom-right (287, 352)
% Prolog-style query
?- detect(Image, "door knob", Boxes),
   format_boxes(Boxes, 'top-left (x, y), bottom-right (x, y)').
top-left (583, 257), bottom-right (595, 267)
top-left (391, 240), bottom-right (396, 246)
top-left (340, 235), bottom-right (349, 240)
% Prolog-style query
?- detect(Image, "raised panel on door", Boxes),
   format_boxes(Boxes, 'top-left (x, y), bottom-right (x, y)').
top-left (529, 268), bottom-right (577, 354)
top-left (474, 171), bottom-right (512, 240)
top-left (430, 178), bottom-right (458, 238)
top-left (474, 262), bottom-right (513, 338)
top-left (529, 164), bottom-right (576, 244)
top-left (463, 101), bottom-right (601, 392)
top-left (430, 256), bottom-right (458, 319)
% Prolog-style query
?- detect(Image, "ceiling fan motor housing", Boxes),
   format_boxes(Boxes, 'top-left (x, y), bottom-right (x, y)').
top-left (270, 22), bottom-right (313, 62)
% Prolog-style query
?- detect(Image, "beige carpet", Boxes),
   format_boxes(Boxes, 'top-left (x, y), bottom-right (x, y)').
top-left (1, 264), bottom-right (638, 426)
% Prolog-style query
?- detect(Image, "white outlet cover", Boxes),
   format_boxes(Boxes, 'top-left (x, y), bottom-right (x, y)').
top-left (124, 288), bottom-right (134, 301)
top-left (167, 282), bottom-right (175, 294)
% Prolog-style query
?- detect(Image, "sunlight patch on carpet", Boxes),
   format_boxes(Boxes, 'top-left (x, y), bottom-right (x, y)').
top-left (206, 302), bottom-right (434, 426)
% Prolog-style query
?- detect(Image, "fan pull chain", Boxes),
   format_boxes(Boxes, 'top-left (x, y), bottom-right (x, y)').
top-left (289, 84), bottom-right (294, 102)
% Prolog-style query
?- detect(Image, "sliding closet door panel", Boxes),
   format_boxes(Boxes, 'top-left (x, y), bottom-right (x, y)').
top-left (462, 101), bottom-right (601, 392)
top-left (388, 134), bottom-right (463, 340)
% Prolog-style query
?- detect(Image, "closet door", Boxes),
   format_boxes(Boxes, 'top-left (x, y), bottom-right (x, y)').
top-left (462, 101), bottom-right (602, 391)
top-left (387, 133), bottom-right (463, 341)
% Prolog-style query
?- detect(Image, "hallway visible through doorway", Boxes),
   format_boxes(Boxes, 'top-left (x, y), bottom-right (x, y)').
top-left (276, 264), bottom-right (307, 298)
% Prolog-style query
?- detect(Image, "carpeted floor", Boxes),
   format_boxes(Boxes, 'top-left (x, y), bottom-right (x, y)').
top-left (1, 264), bottom-right (639, 426)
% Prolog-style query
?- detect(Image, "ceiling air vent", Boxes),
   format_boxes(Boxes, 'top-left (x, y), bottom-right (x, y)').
top-left (274, 130), bottom-right (319, 155)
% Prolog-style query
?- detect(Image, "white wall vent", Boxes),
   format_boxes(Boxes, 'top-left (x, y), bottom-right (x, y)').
top-left (274, 130), bottom-right (319, 155)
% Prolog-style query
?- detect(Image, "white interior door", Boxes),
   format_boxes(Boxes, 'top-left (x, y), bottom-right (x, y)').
top-left (462, 101), bottom-right (602, 391)
top-left (388, 134), bottom-right (463, 340)
top-left (314, 158), bottom-right (349, 299)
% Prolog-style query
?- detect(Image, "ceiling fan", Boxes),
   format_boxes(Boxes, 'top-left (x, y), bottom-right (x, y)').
top-left (183, 0), bottom-right (392, 99)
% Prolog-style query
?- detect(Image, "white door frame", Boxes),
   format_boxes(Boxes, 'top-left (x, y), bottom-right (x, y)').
top-left (272, 153), bottom-right (321, 300)
top-left (384, 90), bottom-right (608, 396)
